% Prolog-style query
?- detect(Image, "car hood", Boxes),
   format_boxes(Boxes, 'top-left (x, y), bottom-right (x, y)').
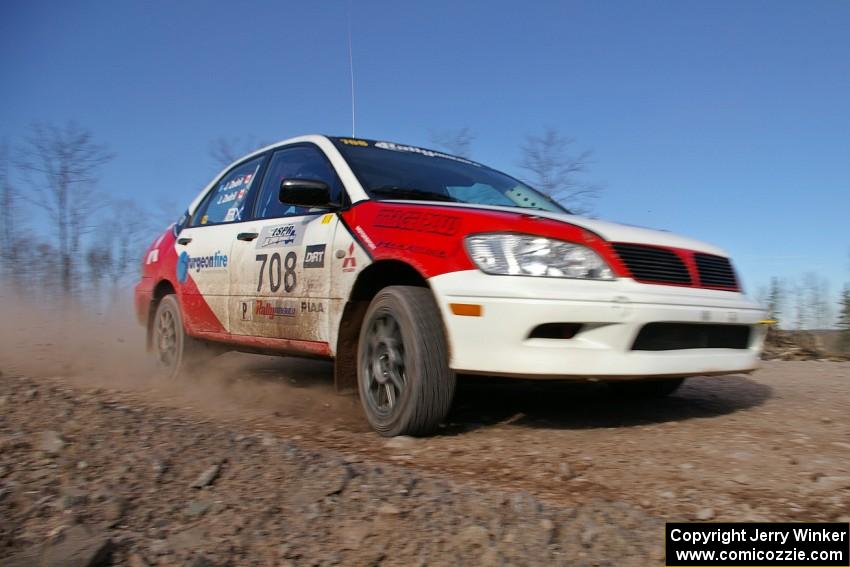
top-left (385, 200), bottom-right (729, 257)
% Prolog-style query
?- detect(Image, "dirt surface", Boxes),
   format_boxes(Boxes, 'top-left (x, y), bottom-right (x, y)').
top-left (762, 327), bottom-right (850, 361)
top-left (2, 305), bottom-right (850, 565)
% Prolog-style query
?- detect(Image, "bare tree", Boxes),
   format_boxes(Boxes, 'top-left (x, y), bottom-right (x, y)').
top-left (815, 278), bottom-right (831, 329)
top-left (208, 136), bottom-right (268, 170)
top-left (0, 141), bottom-right (25, 289)
top-left (104, 199), bottom-right (151, 289)
top-left (755, 284), bottom-right (768, 308)
top-left (16, 122), bottom-right (114, 298)
top-left (802, 272), bottom-right (831, 330)
top-left (0, 142), bottom-right (10, 243)
top-left (429, 127), bottom-right (476, 158)
top-left (85, 244), bottom-right (112, 304)
top-left (838, 285), bottom-right (850, 353)
top-left (79, 198), bottom-right (158, 307)
top-left (518, 127), bottom-right (600, 215)
top-left (765, 277), bottom-right (785, 327)
top-left (31, 241), bottom-right (61, 298)
top-left (793, 280), bottom-right (808, 330)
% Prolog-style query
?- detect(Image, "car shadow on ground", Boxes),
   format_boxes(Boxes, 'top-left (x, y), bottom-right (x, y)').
top-left (214, 354), bottom-right (773, 435)
top-left (444, 374), bottom-right (773, 434)
top-left (219, 354), bottom-right (336, 388)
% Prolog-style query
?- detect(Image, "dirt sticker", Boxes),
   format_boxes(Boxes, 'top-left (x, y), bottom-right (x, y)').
top-left (303, 244), bottom-right (326, 268)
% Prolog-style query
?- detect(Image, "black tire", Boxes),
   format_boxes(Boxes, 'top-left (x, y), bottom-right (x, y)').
top-left (607, 377), bottom-right (686, 398)
top-left (151, 295), bottom-right (215, 379)
top-left (357, 286), bottom-right (456, 437)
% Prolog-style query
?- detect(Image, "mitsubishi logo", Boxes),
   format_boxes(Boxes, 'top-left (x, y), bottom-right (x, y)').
top-left (342, 243), bottom-right (357, 272)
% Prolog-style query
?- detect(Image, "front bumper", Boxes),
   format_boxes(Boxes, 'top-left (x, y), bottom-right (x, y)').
top-left (429, 271), bottom-right (767, 379)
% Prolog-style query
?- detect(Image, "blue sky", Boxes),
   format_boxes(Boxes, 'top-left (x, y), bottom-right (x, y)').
top-left (2, 0), bottom-right (849, 307)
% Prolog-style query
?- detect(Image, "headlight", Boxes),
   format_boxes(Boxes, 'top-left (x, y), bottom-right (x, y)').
top-left (464, 233), bottom-right (615, 280)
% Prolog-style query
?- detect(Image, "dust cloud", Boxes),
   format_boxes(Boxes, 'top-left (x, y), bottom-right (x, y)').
top-left (0, 292), bottom-right (365, 429)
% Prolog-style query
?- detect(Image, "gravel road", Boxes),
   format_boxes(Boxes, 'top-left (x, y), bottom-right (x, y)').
top-left (2, 310), bottom-right (849, 565)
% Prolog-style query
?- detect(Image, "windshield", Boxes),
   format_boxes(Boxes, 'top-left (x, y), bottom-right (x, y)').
top-left (331, 138), bottom-right (569, 214)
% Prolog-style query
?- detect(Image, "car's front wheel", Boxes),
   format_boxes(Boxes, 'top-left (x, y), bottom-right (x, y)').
top-left (152, 294), bottom-right (214, 379)
top-left (357, 286), bottom-right (456, 437)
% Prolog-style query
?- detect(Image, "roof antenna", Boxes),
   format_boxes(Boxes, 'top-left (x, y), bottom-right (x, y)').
top-left (347, 0), bottom-right (356, 137)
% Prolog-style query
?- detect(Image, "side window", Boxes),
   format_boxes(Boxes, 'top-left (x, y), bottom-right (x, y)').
top-left (193, 157), bottom-right (264, 227)
top-left (255, 145), bottom-right (343, 219)
top-left (172, 209), bottom-right (190, 236)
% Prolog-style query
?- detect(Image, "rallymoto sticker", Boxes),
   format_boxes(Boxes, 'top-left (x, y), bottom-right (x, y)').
top-left (254, 300), bottom-right (298, 321)
top-left (373, 141), bottom-right (481, 167)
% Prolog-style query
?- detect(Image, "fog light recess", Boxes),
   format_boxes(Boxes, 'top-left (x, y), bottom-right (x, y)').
top-left (528, 323), bottom-right (584, 339)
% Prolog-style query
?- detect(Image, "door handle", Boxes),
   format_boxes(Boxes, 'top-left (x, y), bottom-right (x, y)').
top-left (237, 232), bottom-right (259, 242)
top-left (177, 237), bottom-right (192, 245)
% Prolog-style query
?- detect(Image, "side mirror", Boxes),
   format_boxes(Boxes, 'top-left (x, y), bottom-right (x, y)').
top-left (279, 178), bottom-right (332, 208)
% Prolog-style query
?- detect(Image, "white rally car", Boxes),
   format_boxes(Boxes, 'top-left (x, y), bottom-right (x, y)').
top-left (135, 135), bottom-right (767, 436)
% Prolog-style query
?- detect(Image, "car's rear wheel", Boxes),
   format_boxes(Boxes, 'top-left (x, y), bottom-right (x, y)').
top-left (607, 377), bottom-right (686, 398)
top-left (152, 295), bottom-right (213, 379)
top-left (357, 286), bottom-right (456, 437)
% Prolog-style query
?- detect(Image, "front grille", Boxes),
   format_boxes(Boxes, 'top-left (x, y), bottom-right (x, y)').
top-left (694, 253), bottom-right (738, 289)
top-left (632, 323), bottom-right (751, 351)
top-left (612, 243), bottom-right (692, 285)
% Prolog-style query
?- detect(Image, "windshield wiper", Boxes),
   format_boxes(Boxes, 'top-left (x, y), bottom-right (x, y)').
top-left (368, 186), bottom-right (457, 202)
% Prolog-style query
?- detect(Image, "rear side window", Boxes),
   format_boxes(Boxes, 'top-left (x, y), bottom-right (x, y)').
top-left (193, 157), bottom-right (264, 226)
top-left (255, 145), bottom-right (343, 219)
